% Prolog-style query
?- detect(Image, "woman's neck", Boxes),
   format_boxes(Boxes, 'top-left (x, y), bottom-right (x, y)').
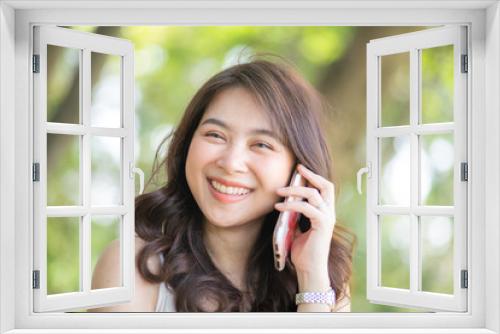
top-left (202, 219), bottom-right (264, 291)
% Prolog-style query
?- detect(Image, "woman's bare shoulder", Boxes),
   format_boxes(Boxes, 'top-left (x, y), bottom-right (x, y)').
top-left (88, 235), bottom-right (161, 312)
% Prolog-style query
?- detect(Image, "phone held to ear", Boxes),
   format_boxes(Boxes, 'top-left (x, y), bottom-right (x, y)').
top-left (272, 167), bottom-right (306, 272)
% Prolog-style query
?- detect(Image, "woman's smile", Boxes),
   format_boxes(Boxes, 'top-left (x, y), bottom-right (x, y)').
top-left (207, 177), bottom-right (254, 204)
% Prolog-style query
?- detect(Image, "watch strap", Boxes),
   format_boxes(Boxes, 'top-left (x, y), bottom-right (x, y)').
top-left (295, 287), bottom-right (336, 307)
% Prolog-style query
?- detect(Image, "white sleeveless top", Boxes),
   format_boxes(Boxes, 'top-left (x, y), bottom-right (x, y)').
top-left (155, 253), bottom-right (177, 312)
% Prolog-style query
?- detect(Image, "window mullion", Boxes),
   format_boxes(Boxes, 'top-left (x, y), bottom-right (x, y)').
top-left (410, 47), bottom-right (420, 294)
top-left (81, 48), bottom-right (91, 294)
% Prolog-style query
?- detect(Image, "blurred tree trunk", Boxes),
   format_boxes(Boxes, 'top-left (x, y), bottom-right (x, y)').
top-left (47, 26), bottom-right (121, 166)
top-left (317, 27), bottom-right (425, 184)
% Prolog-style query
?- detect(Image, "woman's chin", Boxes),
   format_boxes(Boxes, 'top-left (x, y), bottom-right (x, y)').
top-left (203, 214), bottom-right (263, 230)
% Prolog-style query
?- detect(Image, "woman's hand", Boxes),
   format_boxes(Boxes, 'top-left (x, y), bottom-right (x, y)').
top-left (274, 164), bottom-right (336, 285)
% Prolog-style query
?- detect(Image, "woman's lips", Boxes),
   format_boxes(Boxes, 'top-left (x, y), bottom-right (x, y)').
top-left (207, 178), bottom-right (253, 204)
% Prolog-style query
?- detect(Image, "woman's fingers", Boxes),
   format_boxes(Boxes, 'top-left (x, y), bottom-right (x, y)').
top-left (274, 201), bottom-right (331, 231)
top-left (276, 186), bottom-right (324, 208)
top-left (274, 165), bottom-right (337, 232)
top-left (296, 164), bottom-right (335, 205)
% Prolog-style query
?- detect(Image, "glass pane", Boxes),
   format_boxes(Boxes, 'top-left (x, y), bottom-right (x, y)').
top-left (380, 215), bottom-right (410, 289)
top-left (47, 134), bottom-right (81, 206)
top-left (421, 216), bottom-right (454, 294)
top-left (380, 136), bottom-right (410, 205)
top-left (381, 52), bottom-right (410, 127)
top-left (47, 45), bottom-right (80, 124)
top-left (420, 133), bottom-right (454, 205)
top-left (47, 217), bottom-right (80, 294)
top-left (421, 45), bottom-right (454, 124)
top-left (91, 136), bottom-right (122, 205)
top-left (91, 216), bottom-right (121, 289)
top-left (91, 52), bottom-right (122, 128)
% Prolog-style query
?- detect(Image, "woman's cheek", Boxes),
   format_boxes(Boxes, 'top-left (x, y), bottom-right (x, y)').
top-left (257, 161), bottom-right (292, 194)
top-left (190, 138), bottom-right (218, 161)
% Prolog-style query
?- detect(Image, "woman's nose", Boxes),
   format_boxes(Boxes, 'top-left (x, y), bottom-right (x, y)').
top-left (216, 145), bottom-right (249, 174)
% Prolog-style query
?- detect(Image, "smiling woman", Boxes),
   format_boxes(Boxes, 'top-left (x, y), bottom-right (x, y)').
top-left (90, 55), bottom-right (356, 312)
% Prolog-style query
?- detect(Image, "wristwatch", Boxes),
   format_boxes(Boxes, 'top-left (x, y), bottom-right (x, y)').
top-left (295, 287), bottom-right (336, 307)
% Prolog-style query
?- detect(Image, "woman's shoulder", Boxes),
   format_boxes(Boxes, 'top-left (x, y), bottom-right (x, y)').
top-left (88, 235), bottom-right (161, 312)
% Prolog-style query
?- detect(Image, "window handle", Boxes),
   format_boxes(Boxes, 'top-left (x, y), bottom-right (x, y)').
top-left (356, 162), bottom-right (371, 195)
top-left (130, 162), bottom-right (145, 195)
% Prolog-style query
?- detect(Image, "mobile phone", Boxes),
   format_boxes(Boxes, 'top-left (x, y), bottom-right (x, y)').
top-left (272, 167), bottom-right (307, 271)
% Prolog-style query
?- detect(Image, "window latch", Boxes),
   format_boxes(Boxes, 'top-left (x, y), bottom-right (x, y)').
top-left (130, 162), bottom-right (145, 194)
top-left (356, 162), bottom-right (371, 195)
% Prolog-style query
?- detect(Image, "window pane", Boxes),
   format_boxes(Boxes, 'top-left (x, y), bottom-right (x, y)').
top-left (47, 217), bottom-right (80, 294)
top-left (420, 133), bottom-right (454, 206)
top-left (91, 52), bottom-right (122, 128)
top-left (91, 215), bottom-right (121, 289)
top-left (47, 45), bottom-right (81, 124)
top-left (380, 136), bottom-right (410, 205)
top-left (91, 136), bottom-right (122, 205)
top-left (380, 215), bottom-right (410, 289)
top-left (421, 45), bottom-right (454, 124)
top-left (420, 216), bottom-right (454, 294)
top-left (381, 52), bottom-right (410, 127)
top-left (47, 134), bottom-right (81, 206)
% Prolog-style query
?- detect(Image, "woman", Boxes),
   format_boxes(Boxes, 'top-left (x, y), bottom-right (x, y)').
top-left (90, 56), bottom-right (355, 312)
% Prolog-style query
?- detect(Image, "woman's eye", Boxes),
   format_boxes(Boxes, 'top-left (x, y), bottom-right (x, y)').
top-left (206, 132), bottom-right (223, 139)
top-left (255, 142), bottom-right (273, 150)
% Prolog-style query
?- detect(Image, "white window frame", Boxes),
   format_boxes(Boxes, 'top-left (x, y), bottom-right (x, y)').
top-left (0, 1), bottom-right (498, 334)
top-left (365, 26), bottom-right (468, 312)
top-left (32, 25), bottom-right (136, 312)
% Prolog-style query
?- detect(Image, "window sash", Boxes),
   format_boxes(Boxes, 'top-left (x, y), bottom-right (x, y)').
top-left (32, 25), bottom-right (135, 312)
top-left (366, 25), bottom-right (468, 312)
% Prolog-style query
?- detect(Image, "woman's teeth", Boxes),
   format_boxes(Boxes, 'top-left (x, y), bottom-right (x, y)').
top-left (210, 180), bottom-right (251, 195)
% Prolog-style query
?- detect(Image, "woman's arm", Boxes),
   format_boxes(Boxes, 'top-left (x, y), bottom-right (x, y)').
top-left (296, 272), bottom-right (351, 313)
top-left (87, 236), bottom-right (160, 312)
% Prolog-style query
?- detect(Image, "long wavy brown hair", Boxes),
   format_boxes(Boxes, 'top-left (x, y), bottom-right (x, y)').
top-left (135, 55), bottom-right (356, 312)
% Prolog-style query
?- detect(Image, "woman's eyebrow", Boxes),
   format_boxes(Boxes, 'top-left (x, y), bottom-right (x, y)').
top-left (200, 117), bottom-right (283, 143)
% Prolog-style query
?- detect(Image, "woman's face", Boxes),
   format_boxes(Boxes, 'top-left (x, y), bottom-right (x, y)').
top-left (185, 87), bottom-right (295, 229)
